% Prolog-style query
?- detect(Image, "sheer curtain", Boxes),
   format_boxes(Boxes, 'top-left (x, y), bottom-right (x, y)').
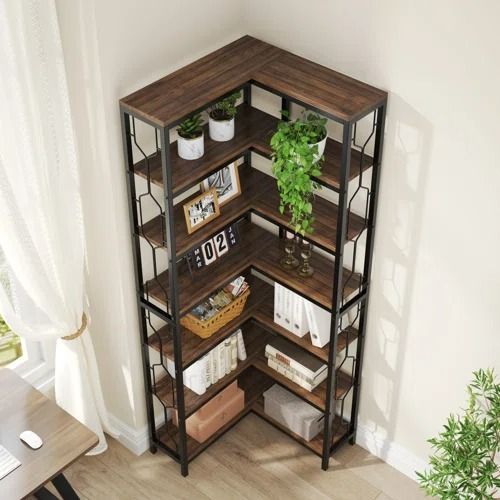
top-left (0, 0), bottom-right (116, 453)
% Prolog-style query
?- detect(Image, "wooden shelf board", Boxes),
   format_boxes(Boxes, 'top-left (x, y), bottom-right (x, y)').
top-left (120, 35), bottom-right (387, 127)
top-left (154, 323), bottom-right (270, 418)
top-left (133, 104), bottom-right (372, 198)
top-left (251, 398), bottom-right (349, 457)
top-left (148, 275), bottom-right (273, 368)
top-left (156, 366), bottom-right (273, 461)
top-left (252, 301), bottom-right (359, 364)
top-left (140, 166), bottom-right (365, 257)
top-left (145, 221), bottom-right (362, 314)
top-left (252, 353), bottom-right (351, 413)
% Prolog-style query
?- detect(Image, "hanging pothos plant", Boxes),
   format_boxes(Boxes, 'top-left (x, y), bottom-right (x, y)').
top-left (270, 111), bottom-right (327, 235)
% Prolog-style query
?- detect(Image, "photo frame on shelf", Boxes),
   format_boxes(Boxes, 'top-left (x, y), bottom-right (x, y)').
top-left (202, 162), bottom-right (241, 207)
top-left (187, 225), bottom-right (239, 271)
top-left (183, 188), bottom-right (220, 234)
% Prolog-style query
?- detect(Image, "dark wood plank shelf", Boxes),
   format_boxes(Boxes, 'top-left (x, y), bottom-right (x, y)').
top-left (154, 323), bottom-right (270, 418)
top-left (148, 275), bottom-right (273, 368)
top-left (157, 366), bottom-right (273, 461)
top-left (121, 35), bottom-right (387, 127)
top-left (251, 397), bottom-right (348, 457)
top-left (252, 235), bottom-right (361, 311)
top-left (140, 166), bottom-right (365, 256)
top-left (252, 300), bottom-right (358, 363)
top-left (145, 221), bottom-right (361, 314)
top-left (133, 103), bottom-right (372, 197)
top-left (252, 353), bottom-right (351, 412)
top-left (122, 34), bottom-right (386, 474)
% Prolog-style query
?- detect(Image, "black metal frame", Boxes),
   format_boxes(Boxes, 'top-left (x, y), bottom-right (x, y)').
top-left (120, 78), bottom-right (386, 476)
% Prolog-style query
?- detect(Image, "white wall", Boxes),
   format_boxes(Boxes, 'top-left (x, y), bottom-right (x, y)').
top-left (56, 0), bottom-right (500, 477)
top-left (243, 0), bottom-right (500, 477)
top-left (56, 0), bottom-right (244, 436)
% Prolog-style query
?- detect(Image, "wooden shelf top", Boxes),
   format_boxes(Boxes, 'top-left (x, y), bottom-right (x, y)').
top-left (133, 104), bottom-right (373, 197)
top-left (121, 35), bottom-right (387, 126)
top-left (140, 166), bottom-right (366, 257)
top-left (145, 221), bottom-right (362, 314)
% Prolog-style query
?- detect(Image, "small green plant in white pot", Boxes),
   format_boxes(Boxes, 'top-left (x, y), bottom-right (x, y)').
top-left (417, 368), bottom-right (500, 499)
top-left (270, 111), bottom-right (327, 235)
top-left (177, 113), bottom-right (204, 160)
top-left (208, 91), bottom-right (241, 142)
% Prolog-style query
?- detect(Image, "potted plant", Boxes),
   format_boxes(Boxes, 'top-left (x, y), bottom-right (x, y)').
top-left (270, 111), bottom-right (327, 235)
top-left (417, 368), bottom-right (500, 498)
top-left (176, 113), bottom-right (204, 160)
top-left (208, 91), bottom-right (241, 142)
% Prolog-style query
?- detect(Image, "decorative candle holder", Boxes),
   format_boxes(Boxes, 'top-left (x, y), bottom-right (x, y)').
top-left (297, 240), bottom-right (314, 277)
top-left (279, 232), bottom-right (299, 270)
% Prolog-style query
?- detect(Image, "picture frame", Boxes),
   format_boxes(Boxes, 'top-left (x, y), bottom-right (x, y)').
top-left (183, 188), bottom-right (220, 234)
top-left (202, 162), bottom-right (241, 207)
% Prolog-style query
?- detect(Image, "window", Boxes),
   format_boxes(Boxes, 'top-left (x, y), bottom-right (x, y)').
top-left (0, 314), bottom-right (55, 391)
top-left (0, 315), bottom-right (23, 366)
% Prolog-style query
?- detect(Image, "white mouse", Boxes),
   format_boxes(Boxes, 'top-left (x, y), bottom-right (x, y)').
top-left (19, 430), bottom-right (43, 449)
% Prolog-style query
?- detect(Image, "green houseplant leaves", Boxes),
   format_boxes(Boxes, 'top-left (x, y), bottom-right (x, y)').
top-left (417, 368), bottom-right (500, 499)
top-left (177, 113), bottom-right (204, 139)
top-left (270, 111), bottom-right (327, 235)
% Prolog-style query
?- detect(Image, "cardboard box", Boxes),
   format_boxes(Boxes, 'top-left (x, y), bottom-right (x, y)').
top-left (263, 384), bottom-right (323, 441)
top-left (173, 381), bottom-right (244, 442)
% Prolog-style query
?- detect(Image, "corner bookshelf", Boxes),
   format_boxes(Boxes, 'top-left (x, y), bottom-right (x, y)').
top-left (120, 35), bottom-right (387, 477)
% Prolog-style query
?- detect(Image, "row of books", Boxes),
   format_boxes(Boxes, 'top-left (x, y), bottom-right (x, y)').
top-left (274, 283), bottom-right (331, 348)
top-left (167, 329), bottom-right (247, 395)
top-left (265, 337), bottom-right (327, 392)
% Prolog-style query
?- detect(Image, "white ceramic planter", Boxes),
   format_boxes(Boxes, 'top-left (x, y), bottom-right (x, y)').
top-left (177, 132), bottom-right (204, 160)
top-left (309, 132), bottom-right (327, 163)
top-left (209, 116), bottom-right (235, 142)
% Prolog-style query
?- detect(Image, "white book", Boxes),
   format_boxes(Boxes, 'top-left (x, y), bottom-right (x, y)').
top-left (183, 357), bottom-right (207, 395)
top-left (291, 293), bottom-right (308, 338)
top-left (236, 329), bottom-right (247, 361)
top-left (209, 348), bottom-right (218, 385)
top-left (230, 334), bottom-right (238, 370)
top-left (266, 353), bottom-right (327, 388)
top-left (304, 300), bottom-right (331, 348)
top-left (282, 287), bottom-right (293, 332)
top-left (203, 354), bottom-right (211, 389)
top-left (224, 338), bottom-right (231, 375)
top-left (274, 283), bottom-right (286, 328)
top-left (217, 342), bottom-right (226, 379)
top-left (265, 343), bottom-right (327, 380)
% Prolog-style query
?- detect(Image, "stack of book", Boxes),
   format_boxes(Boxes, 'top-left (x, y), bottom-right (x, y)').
top-left (167, 329), bottom-right (247, 395)
top-left (265, 337), bottom-right (327, 392)
top-left (274, 283), bottom-right (331, 348)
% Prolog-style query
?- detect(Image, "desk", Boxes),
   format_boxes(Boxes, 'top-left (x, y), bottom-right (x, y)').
top-left (0, 368), bottom-right (98, 499)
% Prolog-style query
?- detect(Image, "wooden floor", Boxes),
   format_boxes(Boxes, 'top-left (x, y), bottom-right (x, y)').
top-left (45, 414), bottom-right (427, 500)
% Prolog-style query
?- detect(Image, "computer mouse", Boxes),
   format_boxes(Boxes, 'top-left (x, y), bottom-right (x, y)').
top-left (19, 430), bottom-right (43, 449)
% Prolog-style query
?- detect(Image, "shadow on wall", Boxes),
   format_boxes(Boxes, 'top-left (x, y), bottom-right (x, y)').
top-left (359, 93), bottom-right (433, 467)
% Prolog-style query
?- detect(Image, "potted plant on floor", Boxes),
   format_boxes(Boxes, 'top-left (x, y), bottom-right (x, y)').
top-left (417, 368), bottom-right (500, 499)
top-left (208, 91), bottom-right (241, 142)
top-left (177, 113), bottom-right (204, 160)
top-left (270, 111), bottom-right (327, 235)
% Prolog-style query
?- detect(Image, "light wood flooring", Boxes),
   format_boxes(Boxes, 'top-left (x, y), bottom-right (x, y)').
top-left (44, 414), bottom-right (427, 500)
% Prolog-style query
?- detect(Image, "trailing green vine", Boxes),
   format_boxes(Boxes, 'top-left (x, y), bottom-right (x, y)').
top-left (270, 111), bottom-right (327, 235)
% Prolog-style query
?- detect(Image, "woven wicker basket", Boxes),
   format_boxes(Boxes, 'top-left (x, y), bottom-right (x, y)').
top-left (181, 289), bottom-right (250, 339)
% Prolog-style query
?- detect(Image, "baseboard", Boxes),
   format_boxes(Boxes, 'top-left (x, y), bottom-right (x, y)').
top-left (355, 423), bottom-right (428, 481)
top-left (106, 413), bottom-right (151, 456)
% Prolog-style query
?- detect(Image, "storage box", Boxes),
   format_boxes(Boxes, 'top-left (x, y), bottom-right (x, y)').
top-left (263, 384), bottom-right (323, 441)
top-left (172, 382), bottom-right (244, 442)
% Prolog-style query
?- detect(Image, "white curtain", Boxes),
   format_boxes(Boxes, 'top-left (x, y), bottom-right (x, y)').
top-left (0, 0), bottom-right (116, 453)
